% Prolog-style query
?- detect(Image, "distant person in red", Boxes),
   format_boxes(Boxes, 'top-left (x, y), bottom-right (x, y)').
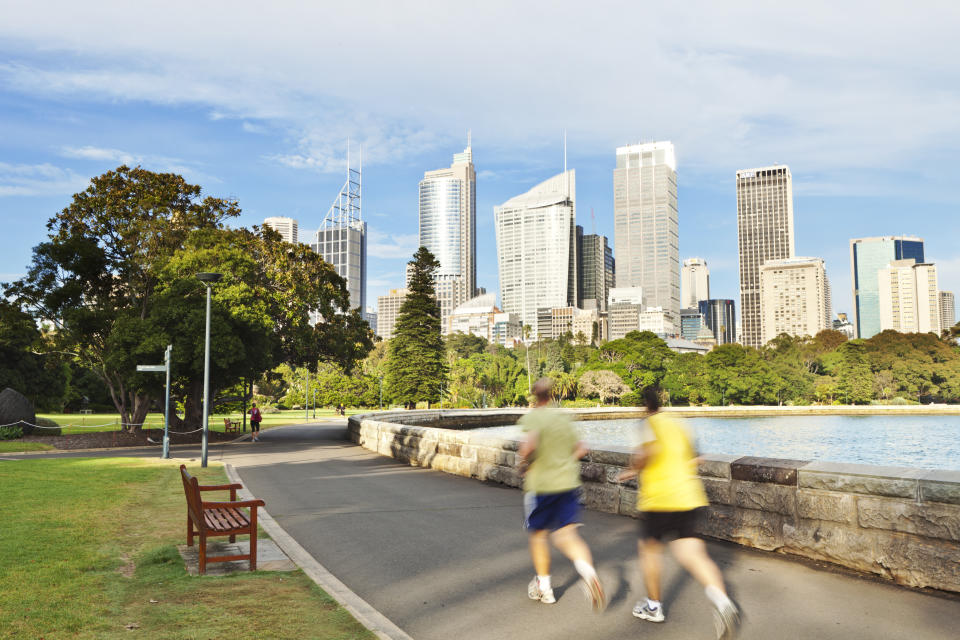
top-left (249, 403), bottom-right (262, 442)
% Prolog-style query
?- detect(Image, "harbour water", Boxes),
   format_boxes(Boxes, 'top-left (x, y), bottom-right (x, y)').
top-left (473, 415), bottom-right (960, 470)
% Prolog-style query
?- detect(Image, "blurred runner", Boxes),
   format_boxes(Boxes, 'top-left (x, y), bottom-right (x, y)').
top-left (620, 386), bottom-right (741, 639)
top-left (518, 377), bottom-right (606, 611)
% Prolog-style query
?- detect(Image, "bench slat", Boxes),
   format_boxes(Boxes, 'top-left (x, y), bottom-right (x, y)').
top-left (204, 508), bottom-right (250, 532)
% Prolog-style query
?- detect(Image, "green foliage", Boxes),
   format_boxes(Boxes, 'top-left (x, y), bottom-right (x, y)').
top-left (385, 248), bottom-right (447, 405)
top-left (32, 417), bottom-right (61, 436)
top-left (0, 301), bottom-right (66, 411)
top-left (446, 332), bottom-right (489, 361)
top-left (0, 425), bottom-right (23, 440)
top-left (6, 166), bottom-right (371, 429)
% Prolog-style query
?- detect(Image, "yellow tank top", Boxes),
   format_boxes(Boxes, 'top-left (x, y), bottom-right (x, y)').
top-left (637, 413), bottom-right (708, 512)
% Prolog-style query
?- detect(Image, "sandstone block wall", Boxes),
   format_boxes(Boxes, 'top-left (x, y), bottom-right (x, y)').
top-left (348, 411), bottom-right (960, 593)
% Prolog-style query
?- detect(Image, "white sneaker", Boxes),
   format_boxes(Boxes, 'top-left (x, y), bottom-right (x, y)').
top-left (527, 577), bottom-right (556, 604)
top-left (581, 573), bottom-right (607, 612)
top-left (633, 601), bottom-right (665, 622)
top-left (712, 599), bottom-right (741, 640)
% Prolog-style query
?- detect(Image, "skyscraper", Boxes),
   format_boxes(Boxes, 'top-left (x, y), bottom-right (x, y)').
top-left (263, 216), bottom-right (298, 244)
top-left (699, 299), bottom-right (737, 345)
top-left (940, 291), bottom-right (956, 333)
top-left (419, 138), bottom-right (477, 332)
top-left (759, 257), bottom-right (832, 344)
top-left (878, 260), bottom-right (941, 335)
top-left (736, 165), bottom-right (795, 348)
top-left (681, 257), bottom-right (710, 308)
top-left (311, 146), bottom-right (366, 312)
top-left (495, 170), bottom-right (577, 336)
top-left (578, 230), bottom-right (615, 311)
top-left (613, 141), bottom-right (679, 320)
top-left (376, 288), bottom-right (409, 340)
top-left (849, 236), bottom-right (925, 339)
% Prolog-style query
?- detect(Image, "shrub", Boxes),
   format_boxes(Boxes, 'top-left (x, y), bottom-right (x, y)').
top-left (0, 425), bottom-right (23, 440)
top-left (32, 417), bottom-right (61, 436)
top-left (259, 405), bottom-right (280, 414)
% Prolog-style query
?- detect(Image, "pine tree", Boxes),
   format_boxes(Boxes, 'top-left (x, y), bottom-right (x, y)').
top-left (385, 247), bottom-right (447, 406)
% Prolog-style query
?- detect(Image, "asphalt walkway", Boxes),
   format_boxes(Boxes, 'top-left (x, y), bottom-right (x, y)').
top-left (10, 422), bottom-right (960, 639)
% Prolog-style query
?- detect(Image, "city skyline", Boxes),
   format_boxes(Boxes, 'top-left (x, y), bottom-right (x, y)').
top-left (2, 4), bottom-right (959, 324)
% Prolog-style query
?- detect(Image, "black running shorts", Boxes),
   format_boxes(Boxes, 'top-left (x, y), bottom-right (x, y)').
top-left (638, 507), bottom-right (704, 542)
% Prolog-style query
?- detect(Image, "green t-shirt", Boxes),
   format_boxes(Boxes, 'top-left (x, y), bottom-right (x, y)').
top-left (519, 407), bottom-right (581, 494)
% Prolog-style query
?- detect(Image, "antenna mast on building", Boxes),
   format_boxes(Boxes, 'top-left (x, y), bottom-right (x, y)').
top-left (319, 140), bottom-right (362, 236)
top-left (591, 207), bottom-right (596, 235)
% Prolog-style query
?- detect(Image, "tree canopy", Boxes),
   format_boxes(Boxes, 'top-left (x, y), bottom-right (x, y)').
top-left (384, 247), bottom-right (447, 405)
top-left (6, 166), bottom-right (371, 428)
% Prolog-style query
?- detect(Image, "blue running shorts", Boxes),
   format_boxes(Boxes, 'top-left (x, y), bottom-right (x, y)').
top-left (524, 488), bottom-right (582, 531)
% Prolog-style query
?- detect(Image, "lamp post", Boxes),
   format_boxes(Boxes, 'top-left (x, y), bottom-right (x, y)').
top-left (196, 272), bottom-right (223, 468)
top-left (379, 375), bottom-right (383, 410)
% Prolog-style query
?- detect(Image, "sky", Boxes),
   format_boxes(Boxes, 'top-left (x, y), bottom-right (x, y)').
top-left (1, 1), bottom-right (959, 321)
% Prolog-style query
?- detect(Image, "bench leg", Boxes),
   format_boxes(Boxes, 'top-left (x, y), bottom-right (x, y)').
top-left (229, 533), bottom-right (236, 543)
top-left (199, 531), bottom-right (207, 575)
top-left (187, 516), bottom-right (194, 546)
top-left (249, 511), bottom-right (259, 571)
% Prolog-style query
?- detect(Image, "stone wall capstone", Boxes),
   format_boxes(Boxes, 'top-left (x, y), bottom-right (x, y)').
top-left (348, 410), bottom-right (960, 594)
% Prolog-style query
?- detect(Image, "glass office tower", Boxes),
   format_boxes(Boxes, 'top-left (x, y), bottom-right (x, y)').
top-left (850, 236), bottom-right (924, 338)
top-left (614, 141), bottom-right (680, 321)
top-left (495, 170), bottom-right (577, 336)
top-left (419, 141), bottom-right (477, 332)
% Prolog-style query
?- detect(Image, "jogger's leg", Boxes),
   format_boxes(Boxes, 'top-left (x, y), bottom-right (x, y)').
top-left (529, 530), bottom-right (551, 577)
top-left (668, 537), bottom-right (725, 593)
top-left (639, 538), bottom-right (665, 601)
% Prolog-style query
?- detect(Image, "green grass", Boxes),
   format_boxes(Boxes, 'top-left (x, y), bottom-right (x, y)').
top-left (0, 457), bottom-right (374, 639)
top-left (0, 441), bottom-right (54, 452)
top-left (36, 409), bottom-right (368, 435)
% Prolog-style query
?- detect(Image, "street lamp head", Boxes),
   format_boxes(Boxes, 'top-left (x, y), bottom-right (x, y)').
top-left (196, 272), bottom-right (224, 283)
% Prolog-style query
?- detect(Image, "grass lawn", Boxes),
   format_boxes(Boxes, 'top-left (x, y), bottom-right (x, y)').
top-left (0, 441), bottom-right (53, 453)
top-left (37, 408), bottom-right (369, 435)
top-left (0, 457), bottom-right (374, 639)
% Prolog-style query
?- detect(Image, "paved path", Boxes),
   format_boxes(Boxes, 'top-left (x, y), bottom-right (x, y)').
top-left (11, 422), bottom-right (960, 639)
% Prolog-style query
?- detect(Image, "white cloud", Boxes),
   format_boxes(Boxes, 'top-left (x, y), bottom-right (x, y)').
top-left (367, 230), bottom-right (419, 260)
top-left (61, 145), bottom-right (138, 165)
top-left (57, 146), bottom-right (219, 185)
top-left (0, 162), bottom-right (88, 197)
top-left (0, 2), bottom-right (958, 190)
top-left (241, 121), bottom-right (268, 134)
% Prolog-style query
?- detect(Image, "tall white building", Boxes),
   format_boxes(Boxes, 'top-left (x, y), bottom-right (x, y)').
top-left (495, 170), bottom-right (577, 336)
top-left (759, 257), bottom-right (832, 344)
top-left (312, 147), bottom-right (366, 312)
top-left (420, 139), bottom-right (477, 332)
top-left (940, 291), bottom-right (956, 333)
top-left (878, 260), bottom-right (941, 335)
top-left (263, 216), bottom-right (298, 244)
top-left (681, 257), bottom-right (710, 308)
top-left (737, 165), bottom-right (795, 347)
top-left (613, 142), bottom-right (680, 320)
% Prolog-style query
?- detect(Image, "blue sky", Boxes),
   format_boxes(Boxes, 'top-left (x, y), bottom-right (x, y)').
top-left (1, 2), bottom-right (959, 319)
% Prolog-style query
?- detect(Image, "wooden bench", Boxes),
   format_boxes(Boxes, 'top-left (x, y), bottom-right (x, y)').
top-left (223, 418), bottom-right (241, 433)
top-left (179, 465), bottom-right (265, 575)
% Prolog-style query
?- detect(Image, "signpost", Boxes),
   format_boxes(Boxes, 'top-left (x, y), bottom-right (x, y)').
top-left (137, 344), bottom-right (173, 458)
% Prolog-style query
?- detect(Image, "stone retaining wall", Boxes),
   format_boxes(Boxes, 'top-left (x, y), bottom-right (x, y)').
top-left (348, 410), bottom-right (960, 593)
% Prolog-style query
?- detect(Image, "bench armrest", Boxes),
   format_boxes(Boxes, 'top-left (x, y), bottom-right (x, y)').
top-left (198, 483), bottom-right (243, 491)
top-left (202, 499), bottom-right (265, 509)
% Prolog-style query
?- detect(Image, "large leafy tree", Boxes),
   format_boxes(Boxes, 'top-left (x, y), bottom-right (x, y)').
top-left (0, 301), bottom-right (66, 410)
top-left (7, 166), bottom-right (371, 429)
top-left (385, 247), bottom-right (446, 406)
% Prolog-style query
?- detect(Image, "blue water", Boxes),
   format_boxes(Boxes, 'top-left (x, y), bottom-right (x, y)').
top-left (473, 415), bottom-right (960, 470)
